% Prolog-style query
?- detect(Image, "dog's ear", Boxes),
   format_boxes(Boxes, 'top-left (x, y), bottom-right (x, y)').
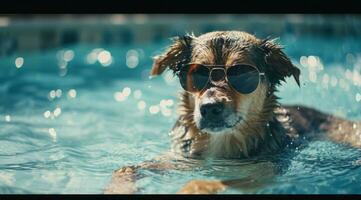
top-left (259, 38), bottom-right (300, 87)
top-left (150, 35), bottom-right (193, 76)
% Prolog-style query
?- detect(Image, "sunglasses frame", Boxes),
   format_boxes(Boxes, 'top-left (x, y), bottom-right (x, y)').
top-left (177, 63), bottom-right (266, 94)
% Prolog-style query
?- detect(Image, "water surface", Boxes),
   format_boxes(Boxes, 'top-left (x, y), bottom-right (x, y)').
top-left (1, 36), bottom-right (361, 194)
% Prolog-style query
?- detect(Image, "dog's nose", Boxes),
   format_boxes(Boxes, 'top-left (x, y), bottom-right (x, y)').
top-left (200, 103), bottom-right (225, 120)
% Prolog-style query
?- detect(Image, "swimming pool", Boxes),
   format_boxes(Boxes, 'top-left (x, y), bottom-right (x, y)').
top-left (1, 34), bottom-right (361, 194)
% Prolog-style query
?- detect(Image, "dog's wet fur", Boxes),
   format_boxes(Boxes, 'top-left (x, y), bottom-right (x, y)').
top-left (105, 31), bottom-right (361, 194)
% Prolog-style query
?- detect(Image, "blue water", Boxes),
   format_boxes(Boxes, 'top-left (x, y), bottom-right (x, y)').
top-left (1, 36), bottom-right (361, 194)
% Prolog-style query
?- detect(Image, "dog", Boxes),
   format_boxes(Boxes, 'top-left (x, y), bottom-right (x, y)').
top-left (104, 31), bottom-right (361, 194)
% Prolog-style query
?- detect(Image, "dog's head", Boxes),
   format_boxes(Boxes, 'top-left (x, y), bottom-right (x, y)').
top-left (151, 31), bottom-right (300, 135)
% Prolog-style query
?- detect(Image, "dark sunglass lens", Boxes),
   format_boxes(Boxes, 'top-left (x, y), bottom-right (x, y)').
top-left (191, 65), bottom-right (210, 91)
top-left (227, 65), bottom-right (260, 94)
top-left (179, 64), bottom-right (209, 92)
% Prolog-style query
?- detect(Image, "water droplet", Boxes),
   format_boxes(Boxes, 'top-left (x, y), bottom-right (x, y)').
top-left (114, 92), bottom-right (126, 102)
top-left (356, 93), bottom-right (361, 102)
top-left (122, 87), bottom-right (131, 97)
top-left (149, 105), bottom-right (160, 114)
top-left (15, 57), bottom-right (24, 68)
top-left (300, 56), bottom-right (308, 67)
top-left (133, 90), bottom-right (142, 99)
top-left (166, 99), bottom-right (174, 106)
top-left (160, 99), bottom-right (167, 108)
top-left (5, 115), bottom-right (11, 122)
top-left (53, 107), bottom-right (62, 117)
top-left (307, 56), bottom-right (318, 68)
top-left (49, 90), bottom-right (56, 100)
top-left (161, 108), bottom-right (172, 116)
top-left (137, 100), bottom-right (146, 110)
top-left (67, 89), bottom-right (77, 98)
top-left (98, 50), bottom-right (112, 67)
top-left (63, 50), bottom-right (74, 62)
top-left (43, 110), bottom-right (51, 118)
top-left (55, 89), bottom-right (62, 98)
top-left (86, 48), bottom-right (102, 64)
top-left (126, 49), bottom-right (139, 68)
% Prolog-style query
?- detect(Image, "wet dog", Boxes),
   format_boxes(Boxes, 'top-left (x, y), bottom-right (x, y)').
top-left (105, 31), bottom-right (361, 194)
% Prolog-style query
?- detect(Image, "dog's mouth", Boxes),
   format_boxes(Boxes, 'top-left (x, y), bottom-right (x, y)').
top-left (198, 114), bottom-right (244, 133)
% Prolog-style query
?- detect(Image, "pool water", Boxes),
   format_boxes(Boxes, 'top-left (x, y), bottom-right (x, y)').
top-left (1, 35), bottom-right (361, 194)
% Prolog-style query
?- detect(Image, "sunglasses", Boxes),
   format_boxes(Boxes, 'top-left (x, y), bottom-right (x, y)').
top-left (177, 63), bottom-right (265, 94)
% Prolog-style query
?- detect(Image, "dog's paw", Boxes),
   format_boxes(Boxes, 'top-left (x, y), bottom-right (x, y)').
top-left (111, 166), bottom-right (139, 183)
top-left (177, 179), bottom-right (226, 194)
top-left (105, 166), bottom-right (138, 194)
top-left (114, 166), bottom-right (137, 176)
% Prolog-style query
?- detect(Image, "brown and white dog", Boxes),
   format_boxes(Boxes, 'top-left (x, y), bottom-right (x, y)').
top-left (105, 31), bottom-right (361, 194)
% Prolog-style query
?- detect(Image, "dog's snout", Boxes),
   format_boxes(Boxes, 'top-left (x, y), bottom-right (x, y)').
top-left (200, 103), bottom-right (225, 119)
